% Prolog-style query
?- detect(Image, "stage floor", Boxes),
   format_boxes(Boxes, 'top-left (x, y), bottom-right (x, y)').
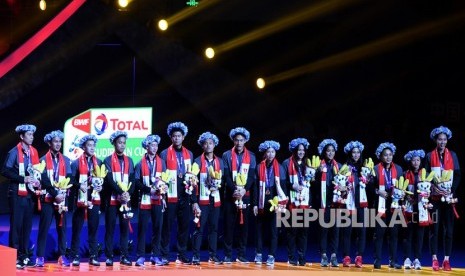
top-left (3, 213), bottom-right (465, 275)
top-left (16, 262), bottom-right (465, 276)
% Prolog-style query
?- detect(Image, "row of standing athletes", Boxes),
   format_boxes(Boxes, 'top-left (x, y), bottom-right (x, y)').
top-left (2, 123), bottom-right (459, 271)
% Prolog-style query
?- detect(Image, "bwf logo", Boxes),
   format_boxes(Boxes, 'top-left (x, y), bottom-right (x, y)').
top-left (72, 111), bottom-right (91, 133)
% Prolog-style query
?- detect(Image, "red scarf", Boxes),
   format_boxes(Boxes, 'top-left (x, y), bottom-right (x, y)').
top-left (199, 154), bottom-right (221, 207)
top-left (287, 156), bottom-right (298, 179)
top-left (259, 160), bottom-right (280, 181)
top-left (288, 156), bottom-right (310, 209)
top-left (77, 154), bottom-right (99, 207)
top-left (430, 148), bottom-right (454, 170)
top-left (78, 155), bottom-right (99, 177)
top-left (320, 159), bottom-right (338, 209)
top-left (111, 153), bottom-right (129, 173)
top-left (288, 156), bottom-right (299, 207)
top-left (231, 147), bottom-right (250, 174)
top-left (429, 148), bottom-right (458, 218)
top-left (44, 151), bottom-right (66, 203)
top-left (110, 153), bottom-right (129, 206)
top-left (377, 162), bottom-right (398, 187)
top-left (259, 158), bottom-right (287, 212)
top-left (140, 154), bottom-right (163, 208)
top-left (112, 153), bottom-right (133, 232)
top-left (141, 155), bottom-right (162, 175)
top-left (345, 173), bottom-right (356, 213)
top-left (229, 147), bottom-right (251, 224)
top-left (166, 146), bottom-right (191, 170)
top-left (45, 151), bottom-right (68, 225)
top-left (16, 143), bottom-right (40, 196)
top-left (200, 154), bottom-right (221, 173)
top-left (258, 159), bottom-right (281, 211)
top-left (231, 147), bottom-right (251, 200)
top-left (165, 145), bottom-right (191, 203)
top-left (45, 151), bottom-right (66, 179)
top-left (404, 170), bottom-right (415, 185)
top-left (376, 162), bottom-right (398, 217)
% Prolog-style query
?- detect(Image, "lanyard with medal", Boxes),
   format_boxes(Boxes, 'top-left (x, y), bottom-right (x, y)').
top-left (296, 162), bottom-right (305, 204)
top-left (26, 148), bottom-right (33, 176)
top-left (53, 155), bottom-right (59, 182)
top-left (384, 168), bottom-right (392, 191)
top-left (207, 158), bottom-right (216, 191)
top-left (120, 159), bottom-right (125, 182)
top-left (149, 157), bottom-right (157, 184)
top-left (177, 153), bottom-right (184, 179)
top-left (87, 157), bottom-right (93, 185)
top-left (205, 159), bottom-right (212, 191)
top-left (265, 165), bottom-right (273, 195)
top-left (236, 153), bottom-right (242, 173)
top-left (440, 152), bottom-right (445, 171)
top-left (297, 162), bottom-right (304, 187)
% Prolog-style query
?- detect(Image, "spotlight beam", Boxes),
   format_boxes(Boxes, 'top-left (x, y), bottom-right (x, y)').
top-left (265, 10), bottom-right (465, 85)
top-left (0, 0), bottom-right (87, 79)
top-left (167, 0), bottom-right (220, 26)
top-left (214, 0), bottom-right (359, 54)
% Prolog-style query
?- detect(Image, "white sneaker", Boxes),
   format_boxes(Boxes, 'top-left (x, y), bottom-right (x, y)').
top-left (266, 255), bottom-right (275, 266)
top-left (254, 253), bottom-right (262, 265)
top-left (403, 258), bottom-right (412, 269)
top-left (413, 258), bottom-right (421, 270)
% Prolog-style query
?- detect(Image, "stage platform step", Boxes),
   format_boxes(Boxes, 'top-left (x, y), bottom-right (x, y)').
top-left (16, 262), bottom-right (465, 276)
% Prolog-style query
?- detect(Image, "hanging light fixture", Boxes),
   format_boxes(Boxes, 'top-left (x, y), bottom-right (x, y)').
top-left (158, 19), bottom-right (168, 31)
top-left (118, 0), bottom-right (129, 9)
top-left (39, 0), bottom-right (46, 11)
top-left (205, 47), bottom-right (215, 59)
top-left (256, 78), bottom-right (265, 89)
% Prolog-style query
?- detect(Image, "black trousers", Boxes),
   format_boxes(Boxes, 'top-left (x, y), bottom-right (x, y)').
top-left (374, 209), bottom-right (401, 263)
top-left (136, 204), bottom-right (163, 257)
top-left (8, 195), bottom-right (34, 261)
top-left (160, 201), bottom-right (191, 259)
top-left (105, 205), bottom-right (131, 258)
top-left (223, 200), bottom-right (249, 258)
top-left (192, 203), bottom-right (220, 258)
top-left (286, 210), bottom-right (308, 262)
top-left (319, 207), bottom-right (340, 255)
top-left (402, 221), bottom-right (425, 260)
top-left (255, 208), bottom-right (278, 257)
top-left (36, 202), bottom-right (67, 257)
top-left (71, 205), bottom-right (100, 258)
top-left (341, 207), bottom-right (367, 256)
top-left (429, 200), bottom-right (455, 256)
